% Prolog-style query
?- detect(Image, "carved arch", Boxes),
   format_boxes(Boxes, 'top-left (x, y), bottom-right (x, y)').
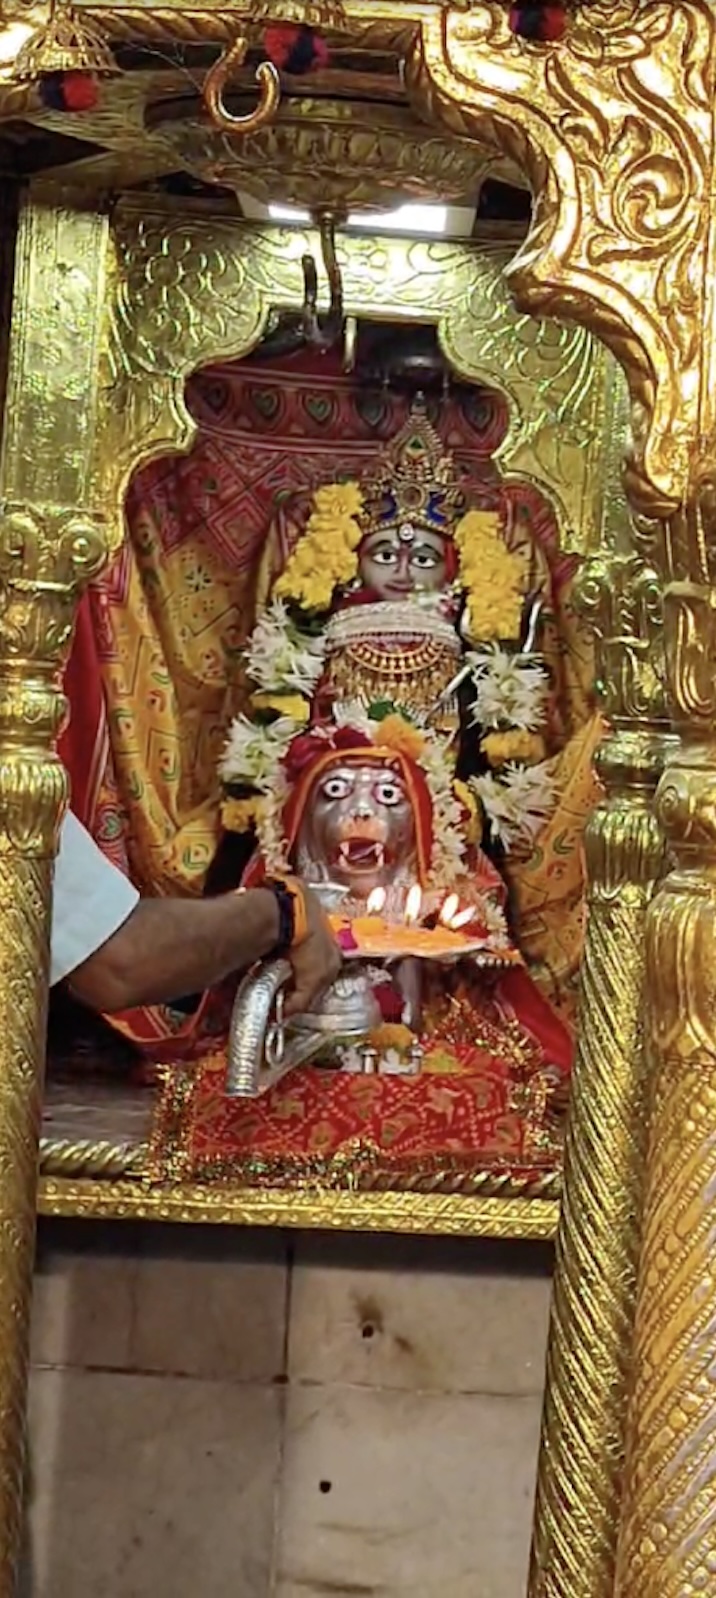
top-left (96, 195), bottom-right (625, 560)
top-left (408, 0), bottom-right (714, 517)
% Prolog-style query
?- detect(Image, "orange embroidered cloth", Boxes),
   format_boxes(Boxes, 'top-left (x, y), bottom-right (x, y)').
top-left (150, 1035), bottom-right (560, 1190)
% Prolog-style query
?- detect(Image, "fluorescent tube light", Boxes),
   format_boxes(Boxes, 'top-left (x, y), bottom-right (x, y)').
top-left (267, 202), bottom-right (449, 235)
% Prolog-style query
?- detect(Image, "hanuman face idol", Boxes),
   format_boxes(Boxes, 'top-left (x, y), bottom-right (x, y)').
top-left (294, 759), bottom-right (418, 897)
top-left (357, 523), bottom-right (450, 600)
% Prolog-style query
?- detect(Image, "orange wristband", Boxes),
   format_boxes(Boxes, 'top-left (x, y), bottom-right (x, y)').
top-left (278, 875), bottom-right (309, 946)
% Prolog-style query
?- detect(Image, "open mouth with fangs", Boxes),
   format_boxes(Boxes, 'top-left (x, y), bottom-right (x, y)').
top-left (335, 839), bottom-right (387, 873)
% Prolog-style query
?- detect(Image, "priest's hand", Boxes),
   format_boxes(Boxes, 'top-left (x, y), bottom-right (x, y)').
top-left (284, 885), bottom-right (342, 1018)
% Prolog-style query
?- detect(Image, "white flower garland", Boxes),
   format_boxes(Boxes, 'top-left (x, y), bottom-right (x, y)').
top-left (419, 735), bottom-right (468, 887)
top-left (245, 598), bottom-right (326, 696)
top-left (467, 645), bottom-right (549, 731)
top-left (219, 713), bottom-right (299, 790)
top-left (471, 761), bottom-right (558, 851)
top-left (224, 617), bottom-right (557, 864)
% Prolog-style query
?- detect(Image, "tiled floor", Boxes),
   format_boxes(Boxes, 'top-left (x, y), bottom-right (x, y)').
top-left (26, 1221), bottom-right (553, 1597)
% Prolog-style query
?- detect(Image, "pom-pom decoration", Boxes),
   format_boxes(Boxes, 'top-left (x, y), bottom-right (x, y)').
top-left (39, 70), bottom-right (99, 112)
top-left (262, 22), bottom-right (330, 74)
top-left (508, 2), bottom-right (569, 41)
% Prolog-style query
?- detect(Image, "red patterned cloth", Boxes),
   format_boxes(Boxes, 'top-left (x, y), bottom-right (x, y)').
top-left (151, 1048), bottom-right (559, 1190)
top-left (149, 960), bottom-right (566, 1189)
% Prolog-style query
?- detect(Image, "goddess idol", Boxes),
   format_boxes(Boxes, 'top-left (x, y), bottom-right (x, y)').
top-left (188, 400), bottom-right (590, 1190)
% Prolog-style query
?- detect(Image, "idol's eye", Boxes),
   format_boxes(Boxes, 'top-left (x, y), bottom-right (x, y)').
top-left (412, 547), bottom-right (441, 569)
top-left (374, 780), bottom-right (402, 807)
top-left (322, 776), bottom-right (351, 801)
top-left (370, 546), bottom-right (399, 566)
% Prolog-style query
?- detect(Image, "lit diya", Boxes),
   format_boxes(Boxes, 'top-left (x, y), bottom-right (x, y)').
top-left (328, 884), bottom-right (521, 965)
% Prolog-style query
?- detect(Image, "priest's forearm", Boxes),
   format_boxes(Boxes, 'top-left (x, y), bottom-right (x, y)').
top-left (68, 889), bottom-right (281, 1014)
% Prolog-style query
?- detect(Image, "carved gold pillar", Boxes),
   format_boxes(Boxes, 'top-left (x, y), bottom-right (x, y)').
top-left (529, 552), bottom-right (673, 1598)
top-left (614, 568), bottom-right (716, 1596)
top-left (0, 198), bottom-right (106, 1588)
top-left (409, 6), bottom-right (715, 1592)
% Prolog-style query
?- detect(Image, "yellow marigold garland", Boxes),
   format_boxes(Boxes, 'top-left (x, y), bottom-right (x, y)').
top-left (221, 795), bottom-right (265, 833)
top-left (376, 713), bottom-right (426, 761)
top-left (481, 730), bottom-right (546, 768)
top-left (274, 482), bottom-right (365, 611)
top-left (453, 778), bottom-right (482, 845)
top-left (368, 1023), bottom-right (415, 1054)
top-left (250, 691), bottom-right (311, 722)
top-left (454, 510), bottom-right (526, 641)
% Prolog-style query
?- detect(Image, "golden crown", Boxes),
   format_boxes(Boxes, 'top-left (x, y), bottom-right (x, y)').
top-left (360, 396), bottom-right (466, 540)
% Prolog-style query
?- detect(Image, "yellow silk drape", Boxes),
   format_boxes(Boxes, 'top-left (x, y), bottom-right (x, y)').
top-left (93, 504), bottom-right (253, 896)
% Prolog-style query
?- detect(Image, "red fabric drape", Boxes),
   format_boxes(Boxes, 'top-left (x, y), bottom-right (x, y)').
top-left (58, 591), bottom-right (107, 829)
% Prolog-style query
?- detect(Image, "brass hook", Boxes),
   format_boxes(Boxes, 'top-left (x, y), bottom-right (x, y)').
top-left (204, 34), bottom-right (281, 136)
top-left (301, 209), bottom-right (345, 351)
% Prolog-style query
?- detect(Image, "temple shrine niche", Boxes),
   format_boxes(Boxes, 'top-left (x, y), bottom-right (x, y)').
top-left (4, 2), bottom-right (715, 1593)
top-left (51, 280), bottom-right (616, 1219)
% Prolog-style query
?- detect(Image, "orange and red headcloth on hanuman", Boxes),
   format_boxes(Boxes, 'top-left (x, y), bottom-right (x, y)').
top-left (247, 724), bottom-right (435, 888)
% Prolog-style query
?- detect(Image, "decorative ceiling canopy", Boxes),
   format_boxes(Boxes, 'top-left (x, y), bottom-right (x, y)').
top-left (156, 97), bottom-right (506, 213)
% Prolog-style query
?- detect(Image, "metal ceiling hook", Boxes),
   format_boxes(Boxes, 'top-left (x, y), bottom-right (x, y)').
top-left (301, 209), bottom-right (345, 351)
top-left (204, 35), bottom-right (281, 136)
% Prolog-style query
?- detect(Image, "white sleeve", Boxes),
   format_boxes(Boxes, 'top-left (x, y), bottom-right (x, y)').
top-left (50, 811), bottom-right (140, 987)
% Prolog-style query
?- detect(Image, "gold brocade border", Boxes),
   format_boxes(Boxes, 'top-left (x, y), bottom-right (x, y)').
top-left (145, 1056), bottom-right (563, 1198)
top-left (38, 1134), bottom-right (561, 1198)
top-left (36, 1175), bottom-right (559, 1238)
top-left (37, 1132), bottom-right (561, 1236)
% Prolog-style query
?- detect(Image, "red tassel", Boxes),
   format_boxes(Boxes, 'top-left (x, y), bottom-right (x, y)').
top-left (264, 22), bottom-right (299, 67)
top-left (311, 34), bottom-right (330, 69)
top-left (263, 22), bottom-right (329, 74)
top-left (65, 72), bottom-right (99, 110)
top-left (40, 70), bottom-right (99, 112)
top-left (508, 3), bottom-right (569, 41)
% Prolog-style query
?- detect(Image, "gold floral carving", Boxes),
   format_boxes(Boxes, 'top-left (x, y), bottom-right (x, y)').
top-left (0, 199), bottom-right (107, 1587)
top-left (579, 552), bottom-right (669, 727)
top-left (410, 1), bottom-right (714, 518)
top-left (101, 195), bottom-right (625, 558)
top-left (529, 552), bottom-right (673, 1598)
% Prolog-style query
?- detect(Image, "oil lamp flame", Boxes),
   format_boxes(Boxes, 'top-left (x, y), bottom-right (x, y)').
top-left (404, 884), bottom-right (422, 925)
top-left (439, 893), bottom-right (459, 926)
top-left (367, 887), bottom-right (386, 915)
top-left (451, 906), bottom-right (475, 931)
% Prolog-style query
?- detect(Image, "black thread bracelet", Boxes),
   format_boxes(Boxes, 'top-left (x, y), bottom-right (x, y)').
top-left (264, 878), bottom-right (296, 957)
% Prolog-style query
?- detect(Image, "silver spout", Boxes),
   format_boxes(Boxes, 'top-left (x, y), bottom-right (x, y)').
top-left (225, 959), bottom-right (326, 1097)
top-left (225, 956), bottom-right (382, 1099)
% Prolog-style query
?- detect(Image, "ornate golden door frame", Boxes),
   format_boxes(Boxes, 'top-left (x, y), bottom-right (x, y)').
top-left (0, 1), bottom-right (711, 1591)
top-left (7, 195), bottom-right (621, 1230)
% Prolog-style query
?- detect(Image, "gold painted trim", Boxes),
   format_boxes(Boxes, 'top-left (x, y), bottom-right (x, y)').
top-left (38, 1138), bottom-right (147, 1179)
top-left (37, 1175), bottom-right (559, 1238)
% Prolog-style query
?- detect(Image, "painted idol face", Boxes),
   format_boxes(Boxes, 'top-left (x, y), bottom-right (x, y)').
top-left (294, 759), bottom-right (417, 898)
top-left (357, 524), bottom-right (449, 601)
